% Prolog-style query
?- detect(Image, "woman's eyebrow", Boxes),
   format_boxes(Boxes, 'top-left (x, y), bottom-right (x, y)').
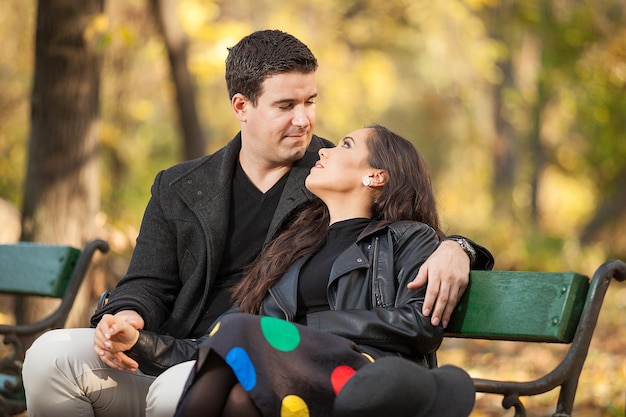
top-left (343, 136), bottom-right (355, 144)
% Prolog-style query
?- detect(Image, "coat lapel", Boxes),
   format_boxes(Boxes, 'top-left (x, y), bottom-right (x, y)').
top-left (170, 134), bottom-right (241, 277)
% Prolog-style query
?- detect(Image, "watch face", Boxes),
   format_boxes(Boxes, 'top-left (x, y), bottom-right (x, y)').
top-left (456, 239), bottom-right (476, 261)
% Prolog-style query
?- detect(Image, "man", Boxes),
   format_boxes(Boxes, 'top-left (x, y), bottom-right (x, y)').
top-left (23, 30), bottom-right (493, 417)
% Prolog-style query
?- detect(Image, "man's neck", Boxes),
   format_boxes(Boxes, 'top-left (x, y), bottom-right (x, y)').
top-left (238, 154), bottom-right (292, 194)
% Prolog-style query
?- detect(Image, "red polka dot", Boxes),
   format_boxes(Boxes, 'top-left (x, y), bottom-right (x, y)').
top-left (331, 365), bottom-right (357, 395)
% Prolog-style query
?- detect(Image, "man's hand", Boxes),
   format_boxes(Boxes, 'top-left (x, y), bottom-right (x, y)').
top-left (111, 309), bottom-right (145, 330)
top-left (407, 240), bottom-right (470, 328)
top-left (94, 311), bottom-right (143, 372)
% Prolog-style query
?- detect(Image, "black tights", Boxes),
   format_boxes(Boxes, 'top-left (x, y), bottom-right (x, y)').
top-left (174, 352), bottom-right (262, 417)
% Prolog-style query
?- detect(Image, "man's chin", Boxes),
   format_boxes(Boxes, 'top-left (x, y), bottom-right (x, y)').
top-left (287, 147), bottom-right (307, 162)
top-left (287, 139), bottom-right (310, 154)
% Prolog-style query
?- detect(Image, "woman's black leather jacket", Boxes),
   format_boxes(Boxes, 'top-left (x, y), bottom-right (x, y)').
top-left (260, 220), bottom-right (442, 364)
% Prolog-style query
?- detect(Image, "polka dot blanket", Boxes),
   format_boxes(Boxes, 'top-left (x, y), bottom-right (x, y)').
top-left (196, 312), bottom-right (373, 417)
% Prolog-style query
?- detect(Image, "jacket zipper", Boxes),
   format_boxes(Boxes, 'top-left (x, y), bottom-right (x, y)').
top-left (371, 236), bottom-right (381, 307)
top-left (268, 287), bottom-right (291, 321)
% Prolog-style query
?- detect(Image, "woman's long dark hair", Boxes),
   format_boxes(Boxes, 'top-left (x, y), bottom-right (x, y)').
top-left (231, 125), bottom-right (443, 313)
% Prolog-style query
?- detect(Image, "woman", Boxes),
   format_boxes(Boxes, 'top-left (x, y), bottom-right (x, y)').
top-left (172, 125), bottom-right (476, 417)
top-left (95, 125), bottom-right (476, 416)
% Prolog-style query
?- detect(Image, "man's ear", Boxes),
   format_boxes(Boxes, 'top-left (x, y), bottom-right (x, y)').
top-left (232, 93), bottom-right (248, 122)
top-left (370, 170), bottom-right (388, 188)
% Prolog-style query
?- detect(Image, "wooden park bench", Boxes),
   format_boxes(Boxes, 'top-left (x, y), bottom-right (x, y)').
top-left (437, 259), bottom-right (626, 417)
top-left (0, 239), bottom-right (109, 417)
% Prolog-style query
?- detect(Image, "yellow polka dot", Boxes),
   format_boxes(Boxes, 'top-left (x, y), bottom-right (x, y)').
top-left (209, 321), bottom-right (221, 336)
top-left (280, 395), bottom-right (310, 417)
top-left (361, 352), bottom-right (375, 362)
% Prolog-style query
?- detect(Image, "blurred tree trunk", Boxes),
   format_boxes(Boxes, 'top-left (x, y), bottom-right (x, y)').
top-left (483, 5), bottom-right (517, 219)
top-left (150, 0), bottom-right (205, 160)
top-left (527, 80), bottom-right (547, 226)
top-left (491, 57), bottom-right (517, 218)
top-left (581, 167), bottom-right (626, 244)
top-left (16, 0), bottom-right (105, 346)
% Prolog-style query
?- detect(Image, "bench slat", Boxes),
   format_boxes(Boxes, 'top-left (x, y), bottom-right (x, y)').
top-left (445, 270), bottom-right (589, 343)
top-left (0, 243), bottom-right (81, 298)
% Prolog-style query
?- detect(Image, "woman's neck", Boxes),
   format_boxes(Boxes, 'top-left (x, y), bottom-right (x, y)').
top-left (325, 200), bottom-right (372, 225)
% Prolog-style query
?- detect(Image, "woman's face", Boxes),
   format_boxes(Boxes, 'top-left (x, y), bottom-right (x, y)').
top-left (306, 127), bottom-right (375, 198)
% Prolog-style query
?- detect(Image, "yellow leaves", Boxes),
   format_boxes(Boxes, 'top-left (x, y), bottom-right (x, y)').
top-left (435, 142), bottom-right (493, 229)
top-left (178, 0), bottom-right (220, 34)
top-left (314, 43), bottom-right (397, 139)
top-left (87, 14), bottom-right (109, 35)
top-left (538, 166), bottom-right (596, 234)
top-left (357, 51), bottom-right (398, 113)
top-left (592, 105), bottom-right (611, 125)
top-left (129, 99), bottom-right (155, 122)
top-left (188, 21), bottom-right (252, 78)
top-left (407, 1), bottom-right (503, 89)
top-left (117, 26), bottom-right (137, 47)
top-left (0, 309), bottom-right (15, 326)
top-left (463, 0), bottom-right (501, 11)
top-left (84, 13), bottom-right (110, 51)
top-left (3, 0), bottom-right (625, 274)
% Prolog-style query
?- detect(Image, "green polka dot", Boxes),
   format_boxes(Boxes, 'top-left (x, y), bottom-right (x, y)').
top-left (280, 395), bottom-right (310, 417)
top-left (260, 316), bottom-right (301, 352)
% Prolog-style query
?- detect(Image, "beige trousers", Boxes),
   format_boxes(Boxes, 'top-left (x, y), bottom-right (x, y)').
top-left (22, 328), bottom-right (195, 417)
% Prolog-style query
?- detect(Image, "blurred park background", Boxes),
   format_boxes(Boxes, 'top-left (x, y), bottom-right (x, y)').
top-left (0, 0), bottom-right (625, 415)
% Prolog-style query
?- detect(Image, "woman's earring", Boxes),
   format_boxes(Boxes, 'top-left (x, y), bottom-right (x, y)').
top-left (362, 177), bottom-right (372, 187)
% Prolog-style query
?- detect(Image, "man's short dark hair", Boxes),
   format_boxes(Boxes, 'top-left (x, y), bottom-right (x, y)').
top-left (225, 30), bottom-right (318, 105)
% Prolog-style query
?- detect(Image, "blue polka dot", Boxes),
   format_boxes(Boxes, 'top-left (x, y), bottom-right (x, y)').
top-left (225, 347), bottom-right (257, 391)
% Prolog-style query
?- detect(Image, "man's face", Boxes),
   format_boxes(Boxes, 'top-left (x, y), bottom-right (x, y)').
top-left (236, 71), bottom-right (317, 168)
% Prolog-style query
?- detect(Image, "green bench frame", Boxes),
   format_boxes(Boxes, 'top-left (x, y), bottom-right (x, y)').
top-left (438, 259), bottom-right (626, 417)
top-left (0, 239), bottom-right (109, 417)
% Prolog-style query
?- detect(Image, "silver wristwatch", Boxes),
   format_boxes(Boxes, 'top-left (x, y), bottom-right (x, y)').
top-left (448, 237), bottom-right (477, 264)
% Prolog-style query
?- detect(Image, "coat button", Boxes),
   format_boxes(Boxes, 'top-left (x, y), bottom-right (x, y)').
top-left (356, 258), bottom-right (363, 263)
